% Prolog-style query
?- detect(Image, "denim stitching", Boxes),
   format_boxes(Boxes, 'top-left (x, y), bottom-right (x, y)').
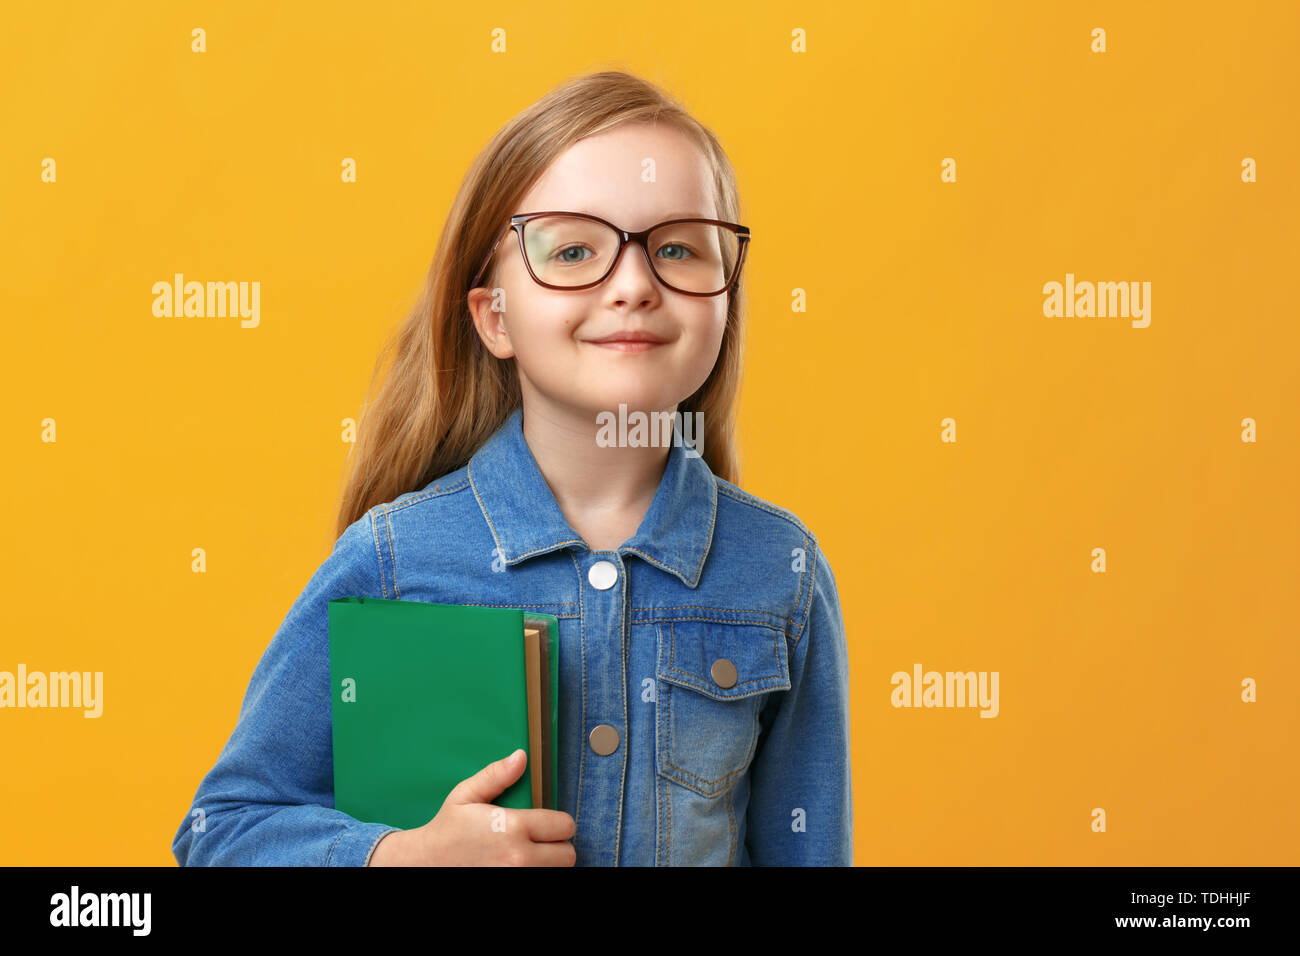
top-left (656, 621), bottom-right (667, 866)
top-left (727, 780), bottom-right (736, 866)
top-left (789, 530), bottom-right (811, 643)
top-left (383, 504), bottom-right (400, 599)
top-left (689, 473), bottom-right (719, 586)
top-left (614, 554), bottom-right (627, 866)
top-left (630, 609), bottom-right (795, 631)
top-left (325, 827), bottom-right (345, 866)
top-left (513, 539), bottom-right (588, 562)
top-left (661, 621), bottom-right (785, 690)
top-left (631, 606), bottom-right (783, 615)
top-left (615, 469), bottom-right (715, 588)
top-left (467, 460), bottom-right (507, 561)
top-left (790, 536), bottom-right (820, 646)
top-left (434, 602), bottom-right (579, 612)
top-left (699, 477), bottom-right (718, 583)
top-left (469, 457), bottom-right (586, 564)
top-left (362, 828), bottom-right (393, 867)
top-left (665, 771), bottom-right (673, 865)
top-left (633, 613), bottom-right (790, 628)
top-left (367, 508), bottom-right (388, 600)
top-left (381, 478), bottom-right (471, 516)
top-left (715, 483), bottom-right (813, 537)
top-left (619, 546), bottom-right (692, 586)
top-left (566, 549), bottom-right (586, 840)
top-left (663, 768), bottom-right (672, 865)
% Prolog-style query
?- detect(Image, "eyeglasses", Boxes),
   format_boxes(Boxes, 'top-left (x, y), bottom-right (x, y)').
top-left (467, 211), bottom-right (751, 297)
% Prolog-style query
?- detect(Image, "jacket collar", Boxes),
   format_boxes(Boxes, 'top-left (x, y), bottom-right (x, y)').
top-left (467, 405), bottom-right (717, 588)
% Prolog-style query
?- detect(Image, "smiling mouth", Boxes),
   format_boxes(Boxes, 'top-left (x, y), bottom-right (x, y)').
top-left (584, 339), bottom-right (667, 352)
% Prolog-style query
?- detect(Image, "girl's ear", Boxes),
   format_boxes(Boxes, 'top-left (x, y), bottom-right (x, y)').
top-left (468, 288), bottom-right (515, 360)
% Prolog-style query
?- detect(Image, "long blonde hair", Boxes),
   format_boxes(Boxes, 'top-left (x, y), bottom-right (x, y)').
top-left (335, 70), bottom-right (748, 539)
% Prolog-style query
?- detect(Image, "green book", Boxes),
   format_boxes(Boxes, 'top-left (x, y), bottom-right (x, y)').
top-left (328, 597), bottom-right (559, 831)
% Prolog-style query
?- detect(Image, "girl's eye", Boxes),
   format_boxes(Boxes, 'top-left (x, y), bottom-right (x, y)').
top-left (656, 243), bottom-right (694, 261)
top-left (554, 244), bottom-right (593, 264)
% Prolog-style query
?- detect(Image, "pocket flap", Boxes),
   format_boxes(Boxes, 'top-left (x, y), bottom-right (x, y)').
top-left (657, 620), bottom-right (791, 701)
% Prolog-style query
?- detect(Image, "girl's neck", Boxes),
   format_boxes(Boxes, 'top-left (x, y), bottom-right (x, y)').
top-left (519, 399), bottom-right (675, 552)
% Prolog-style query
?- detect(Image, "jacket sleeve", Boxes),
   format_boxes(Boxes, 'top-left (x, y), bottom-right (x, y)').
top-left (171, 509), bottom-right (401, 866)
top-left (744, 537), bottom-right (853, 865)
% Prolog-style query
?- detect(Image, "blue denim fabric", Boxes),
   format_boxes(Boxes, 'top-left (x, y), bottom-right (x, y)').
top-left (172, 405), bottom-right (852, 866)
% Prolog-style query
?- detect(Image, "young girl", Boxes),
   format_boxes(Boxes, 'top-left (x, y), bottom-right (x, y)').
top-left (172, 70), bottom-right (851, 867)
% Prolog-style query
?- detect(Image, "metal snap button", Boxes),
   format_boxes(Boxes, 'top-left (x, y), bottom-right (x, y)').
top-left (710, 658), bottom-right (738, 689)
top-left (589, 724), bottom-right (620, 755)
top-left (587, 560), bottom-right (618, 590)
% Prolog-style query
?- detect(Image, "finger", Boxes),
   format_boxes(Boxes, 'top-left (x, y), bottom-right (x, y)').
top-left (526, 840), bottom-right (577, 867)
top-left (446, 749), bottom-right (527, 806)
top-left (518, 809), bottom-right (577, 843)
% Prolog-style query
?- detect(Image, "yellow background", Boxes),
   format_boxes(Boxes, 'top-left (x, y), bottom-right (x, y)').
top-left (2, 0), bottom-right (1296, 865)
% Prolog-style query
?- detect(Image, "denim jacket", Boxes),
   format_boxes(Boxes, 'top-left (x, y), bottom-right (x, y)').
top-left (172, 406), bottom-right (852, 866)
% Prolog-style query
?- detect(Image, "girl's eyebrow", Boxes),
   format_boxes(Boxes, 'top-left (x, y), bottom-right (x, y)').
top-left (566, 209), bottom-right (710, 222)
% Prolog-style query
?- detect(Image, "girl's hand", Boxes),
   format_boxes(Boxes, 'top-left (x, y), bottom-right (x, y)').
top-left (366, 749), bottom-right (576, 866)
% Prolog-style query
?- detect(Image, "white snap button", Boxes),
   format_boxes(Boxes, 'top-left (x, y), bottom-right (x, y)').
top-left (587, 560), bottom-right (618, 590)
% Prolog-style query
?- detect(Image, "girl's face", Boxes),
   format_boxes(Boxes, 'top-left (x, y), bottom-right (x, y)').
top-left (468, 122), bottom-right (729, 426)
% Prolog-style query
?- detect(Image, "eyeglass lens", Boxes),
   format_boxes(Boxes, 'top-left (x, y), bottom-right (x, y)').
top-left (521, 215), bottom-right (740, 294)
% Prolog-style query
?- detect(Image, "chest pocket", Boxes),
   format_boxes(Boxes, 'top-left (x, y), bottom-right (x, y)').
top-left (655, 619), bottom-right (792, 798)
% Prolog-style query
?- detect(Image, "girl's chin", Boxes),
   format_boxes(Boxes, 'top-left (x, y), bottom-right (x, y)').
top-left (554, 393), bottom-right (682, 420)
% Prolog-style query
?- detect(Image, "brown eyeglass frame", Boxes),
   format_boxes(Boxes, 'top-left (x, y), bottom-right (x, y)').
top-left (467, 210), bottom-right (751, 297)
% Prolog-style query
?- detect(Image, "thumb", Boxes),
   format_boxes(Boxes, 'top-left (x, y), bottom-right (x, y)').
top-left (447, 749), bottom-right (527, 806)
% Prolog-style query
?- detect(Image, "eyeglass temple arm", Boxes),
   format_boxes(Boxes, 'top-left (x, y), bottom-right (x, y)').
top-left (469, 223), bottom-right (514, 290)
